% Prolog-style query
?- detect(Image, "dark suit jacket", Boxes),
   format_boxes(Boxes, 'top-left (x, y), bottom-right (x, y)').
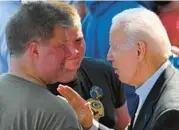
top-left (128, 64), bottom-right (179, 130)
top-left (98, 64), bottom-right (179, 130)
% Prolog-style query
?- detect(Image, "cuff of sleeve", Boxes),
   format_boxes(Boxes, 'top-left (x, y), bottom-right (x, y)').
top-left (88, 119), bottom-right (99, 130)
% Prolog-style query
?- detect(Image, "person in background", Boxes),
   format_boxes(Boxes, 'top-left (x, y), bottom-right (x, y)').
top-left (154, 1), bottom-right (179, 68)
top-left (61, 0), bottom-right (88, 20)
top-left (156, 1), bottom-right (179, 51)
top-left (71, 1), bottom-right (88, 20)
top-left (0, 1), bottom-right (20, 74)
top-left (82, 1), bottom-right (143, 59)
top-left (138, 1), bottom-right (155, 10)
top-left (47, 2), bottom-right (130, 130)
top-left (0, 2), bottom-right (82, 130)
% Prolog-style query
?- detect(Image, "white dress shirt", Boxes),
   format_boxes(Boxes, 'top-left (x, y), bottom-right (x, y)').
top-left (133, 60), bottom-right (170, 125)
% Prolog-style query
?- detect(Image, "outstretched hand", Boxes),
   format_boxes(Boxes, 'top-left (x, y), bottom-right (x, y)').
top-left (57, 84), bottom-right (93, 129)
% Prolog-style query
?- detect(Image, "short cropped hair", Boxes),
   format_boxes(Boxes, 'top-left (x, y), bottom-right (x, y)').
top-left (6, 1), bottom-right (75, 57)
top-left (49, 1), bottom-right (81, 28)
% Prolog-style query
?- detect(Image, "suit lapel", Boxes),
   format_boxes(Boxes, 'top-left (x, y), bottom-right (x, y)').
top-left (133, 64), bottom-right (176, 130)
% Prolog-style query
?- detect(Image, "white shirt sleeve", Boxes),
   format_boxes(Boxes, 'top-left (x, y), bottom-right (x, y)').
top-left (88, 119), bottom-right (99, 130)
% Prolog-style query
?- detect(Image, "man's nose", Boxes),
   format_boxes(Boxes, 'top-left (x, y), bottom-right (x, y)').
top-left (107, 48), bottom-right (113, 61)
top-left (65, 44), bottom-right (79, 57)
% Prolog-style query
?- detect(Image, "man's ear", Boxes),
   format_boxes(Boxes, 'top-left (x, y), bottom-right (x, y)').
top-left (28, 41), bottom-right (39, 57)
top-left (137, 41), bottom-right (146, 61)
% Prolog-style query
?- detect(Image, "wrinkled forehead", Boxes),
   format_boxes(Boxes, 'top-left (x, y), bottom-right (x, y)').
top-left (64, 26), bottom-right (83, 40)
top-left (53, 25), bottom-right (83, 42)
top-left (110, 26), bottom-right (127, 47)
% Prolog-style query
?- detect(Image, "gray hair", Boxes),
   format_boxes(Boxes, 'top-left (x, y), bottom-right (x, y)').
top-left (111, 8), bottom-right (172, 58)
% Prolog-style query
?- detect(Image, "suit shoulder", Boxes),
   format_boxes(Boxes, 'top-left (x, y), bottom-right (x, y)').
top-left (151, 109), bottom-right (179, 130)
top-left (154, 70), bottom-right (179, 118)
top-left (161, 70), bottom-right (179, 109)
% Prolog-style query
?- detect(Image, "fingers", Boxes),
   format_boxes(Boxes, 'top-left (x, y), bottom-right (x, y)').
top-left (85, 102), bottom-right (93, 115)
top-left (57, 84), bottom-right (78, 101)
top-left (57, 85), bottom-right (93, 129)
top-left (57, 84), bottom-right (86, 106)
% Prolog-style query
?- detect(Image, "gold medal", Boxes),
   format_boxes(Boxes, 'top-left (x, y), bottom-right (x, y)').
top-left (87, 98), bottom-right (104, 120)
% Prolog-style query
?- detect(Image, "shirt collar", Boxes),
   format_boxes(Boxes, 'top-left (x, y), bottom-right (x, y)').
top-left (136, 60), bottom-right (170, 109)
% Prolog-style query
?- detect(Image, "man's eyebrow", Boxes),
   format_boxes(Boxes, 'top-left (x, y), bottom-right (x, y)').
top-left (75, 37), bottom-right (84, 42)
top-left (56, 40), bottom-right (67, 46)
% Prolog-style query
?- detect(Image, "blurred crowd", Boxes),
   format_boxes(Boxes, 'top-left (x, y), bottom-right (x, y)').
top-left (0, 1), bottom-right (179, 130)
